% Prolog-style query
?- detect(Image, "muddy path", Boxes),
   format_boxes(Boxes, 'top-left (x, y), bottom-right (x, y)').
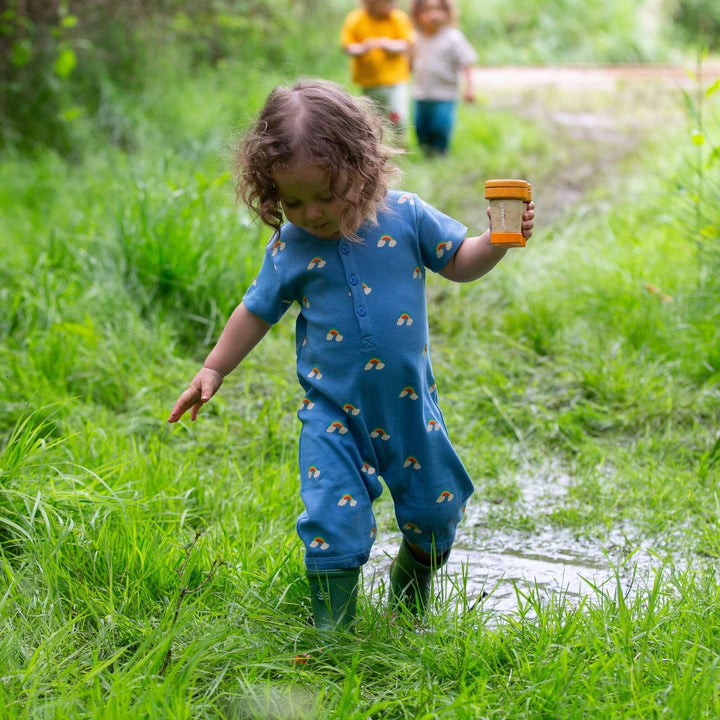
top-left (473, 62), bottom-right (720, 221)
top-left (365, 63), bottom-right (720, 618)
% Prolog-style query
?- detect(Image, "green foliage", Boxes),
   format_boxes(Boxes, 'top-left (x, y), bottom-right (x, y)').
top-left (676, 51), bottom-right (720, 279)
top-left (457, 0), bottom-right (673, 64)
top-left (671, 0), bottom-right (720, 49)
top-left (1, 0), bottom-right (706, 154)
top-left (0, 1), bottom-right (80, 152)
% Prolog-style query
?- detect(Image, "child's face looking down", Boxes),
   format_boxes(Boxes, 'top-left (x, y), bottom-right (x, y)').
top-left (273, 163), bottom-right (348, 240)
top-left (363, 0), bottom-right (396, 19)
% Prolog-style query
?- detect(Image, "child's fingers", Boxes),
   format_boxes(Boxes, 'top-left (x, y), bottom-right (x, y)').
top-left (190, 401), bottom-right (204, 421)
top-left (167, 387), bottom-right (201, 423)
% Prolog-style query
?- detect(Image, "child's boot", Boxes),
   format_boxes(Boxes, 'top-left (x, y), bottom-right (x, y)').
top-left (306, 568), bottom-right (360, 636)
top-left (389, 539), bottom-right (449, 616)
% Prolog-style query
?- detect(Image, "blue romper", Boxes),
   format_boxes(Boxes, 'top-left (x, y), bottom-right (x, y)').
top-left (243, 190), bottom-right (474, 571)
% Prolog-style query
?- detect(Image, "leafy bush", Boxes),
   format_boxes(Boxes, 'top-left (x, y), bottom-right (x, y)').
top-left (671, 0), bottom-right (720, 50)
top-left (456, 0), bottom-right (673, 64)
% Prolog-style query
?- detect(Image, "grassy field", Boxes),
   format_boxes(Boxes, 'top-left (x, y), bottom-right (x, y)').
top-left (2, 3), bottom-right (720, 717)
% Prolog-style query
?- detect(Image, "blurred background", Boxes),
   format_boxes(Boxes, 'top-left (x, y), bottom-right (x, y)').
top-left (2, 0), bottom-right (719, 155)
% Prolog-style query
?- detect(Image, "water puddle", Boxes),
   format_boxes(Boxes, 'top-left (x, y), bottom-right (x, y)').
top-left (363, 464), bottom-right (690, 618)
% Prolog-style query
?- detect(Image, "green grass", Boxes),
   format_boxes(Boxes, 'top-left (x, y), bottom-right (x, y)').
top-left (2, 7), bottom-right (720, 717)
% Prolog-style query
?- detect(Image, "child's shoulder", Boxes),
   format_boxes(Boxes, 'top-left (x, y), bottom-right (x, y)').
top-left (385, 188), bottom-right (421, 209)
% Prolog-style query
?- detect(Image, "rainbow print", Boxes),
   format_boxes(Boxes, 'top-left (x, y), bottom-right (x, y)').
top-left (436, 490), bottom-right (454, 503)
top-left (398, 194), bottom-right (415, 205)
top-left (370, 428), bottom-right (390, 441)
top-left (307, 465), bottom-right (320, 478)
top-left (325, 328), bottom-right (344, 342)
top-left (299, 397), bottom-right (315, 411)
top-left (307, 367), bottom-right (323, 379)
top-left (436, 240), bottom-right (453, 258)
top-left (361, 462), bottom-right (376, 475)
top-left (309, 537), bottom-right (330, 550)
top-left (337, 494), bottom-right (357, 507)
top-left (326, 421), bottom-right (348, 435)
top-left (364, 358), bottom-right (385, 371)
top-left (343, 403), bottom-right (360, 416)
top-left (271, 239), bottom-right (285, 256)
top-left (377, 234), bottom-right (397, 248)
top-left (413, 266), bottom-right (422, 279)
top-left (307, 257), bottom-right (326, 269)
top-left (399, 387), bottom-right (418, 400)
top-left (362, 283), bottom-right (372, 295)
top-left (403, 456), bottom-right (421, 470)
top-left (426, 418), bottom-right (440, 432)
top-left (402, 522), bottom-right (422, 534)
top-left (396, 312), bottom-right (413, 326)
top-left (302, 296), bottom-right (310, 309)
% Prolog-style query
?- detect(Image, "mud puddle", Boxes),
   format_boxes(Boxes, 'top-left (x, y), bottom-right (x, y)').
top-left (363, 465), bottom-right (689, 618)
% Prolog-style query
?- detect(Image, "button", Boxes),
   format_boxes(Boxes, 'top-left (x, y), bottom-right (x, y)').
top-left (348, 274), bottom-right (358, 286)
top-left (357, 306), bottom-right (367, 317)
top-left (340, 244), bottom-right (350, 255)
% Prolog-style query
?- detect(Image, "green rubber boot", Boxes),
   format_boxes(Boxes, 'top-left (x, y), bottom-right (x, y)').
top-left (389, 539), bottom-right (449, 616)
top-left (306, 568), bottom-right (360, 635)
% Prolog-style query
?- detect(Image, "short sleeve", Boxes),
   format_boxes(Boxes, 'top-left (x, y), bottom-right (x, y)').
top-left (415, 196), bottom-right (468, 273)
top-left (455, 30), bottom-right (478, 68)
top-left (242, 243), bottom-right (293, 325)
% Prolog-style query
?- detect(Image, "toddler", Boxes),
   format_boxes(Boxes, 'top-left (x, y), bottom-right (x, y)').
top-left (168, 79), bottom-right (535, 637)
top-left (410, 0), bottom-right (477, 154)
top-left (341, 0), bottom-right (415, 131)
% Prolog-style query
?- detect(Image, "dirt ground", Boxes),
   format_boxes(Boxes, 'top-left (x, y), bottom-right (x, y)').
top-left (472, 62), bottom-right (720, 219)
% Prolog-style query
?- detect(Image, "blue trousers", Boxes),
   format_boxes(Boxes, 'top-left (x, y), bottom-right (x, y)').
top-left (413, 100), bottom-right (457, 154)
top-left (297, 390), bottom-right (472, 572)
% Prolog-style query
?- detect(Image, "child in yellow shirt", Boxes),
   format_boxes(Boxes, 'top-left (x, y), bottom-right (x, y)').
top-left (341, 0), bottom-right (415, 132)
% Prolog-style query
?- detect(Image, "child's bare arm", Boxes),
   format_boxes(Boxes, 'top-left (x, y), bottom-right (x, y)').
top-left (344, 41), bottom-right (372, 56)
top-left (462, 65), bottom-right (475, 103)
top-left (167, 303), bottom-right (271, 422)
top-left (344, 37), bottom-right (410, 55)
top-left (376, 37), bottom-right (412, 54)
top-left (440, 202), bottom-right (535, 283)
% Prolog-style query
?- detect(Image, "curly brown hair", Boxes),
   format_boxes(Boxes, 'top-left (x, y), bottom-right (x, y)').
top-left (236, 78), bottom-right (401, 240)
top-left (410, 0), bottom-right (457, 27)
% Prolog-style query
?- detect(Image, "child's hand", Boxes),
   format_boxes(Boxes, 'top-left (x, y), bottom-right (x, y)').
top-left (167, 367), bottom-right (224, 423)
top-left (484, 200), bottom-right (535, 241)
top-left (521, 201), bottom-right (535, 240)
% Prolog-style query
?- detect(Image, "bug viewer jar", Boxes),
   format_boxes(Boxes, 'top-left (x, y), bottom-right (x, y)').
top-left (484, 179), bottom-right (532, 247)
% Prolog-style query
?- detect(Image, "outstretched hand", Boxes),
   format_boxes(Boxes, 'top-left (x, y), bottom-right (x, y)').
top-left (167, 367), bottom-right (224, 423)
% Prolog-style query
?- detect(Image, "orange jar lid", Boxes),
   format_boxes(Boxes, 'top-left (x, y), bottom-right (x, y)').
top-left (484, 179), bottom-right (532, 201)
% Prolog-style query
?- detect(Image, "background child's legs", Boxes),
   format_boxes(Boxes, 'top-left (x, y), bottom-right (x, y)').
top-left (363, 82), bottom-right (410, 131)
top-left (413, 99), bottom-right (457, 154)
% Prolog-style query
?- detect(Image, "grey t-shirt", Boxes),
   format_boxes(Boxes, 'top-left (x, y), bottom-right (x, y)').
top-left (412, 26), bottom-right (478, 101)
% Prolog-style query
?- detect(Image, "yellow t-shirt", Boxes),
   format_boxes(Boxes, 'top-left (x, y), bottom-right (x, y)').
top-left (340, 8), bottom-right (414, 88)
